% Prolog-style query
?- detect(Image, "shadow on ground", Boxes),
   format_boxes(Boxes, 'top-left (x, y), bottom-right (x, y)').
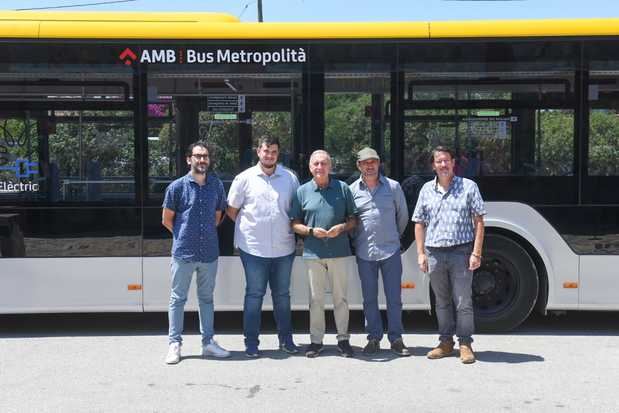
top-left (475, 350), bottom-right (544, 363)
top-left (1, 310), bottom-right (618, 339)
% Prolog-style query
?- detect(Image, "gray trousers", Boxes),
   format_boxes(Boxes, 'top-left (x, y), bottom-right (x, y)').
top-left (426, 243), bottom-right (474, 344)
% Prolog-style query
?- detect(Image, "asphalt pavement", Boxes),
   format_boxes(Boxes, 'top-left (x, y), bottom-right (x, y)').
top-left (1, 311), bottom-right (618, 413)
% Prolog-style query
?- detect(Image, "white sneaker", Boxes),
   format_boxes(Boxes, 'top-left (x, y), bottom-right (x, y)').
top-left (165, 342), bottom-right (181, 364)
top-left (202, 339), bottom-right (231, 358)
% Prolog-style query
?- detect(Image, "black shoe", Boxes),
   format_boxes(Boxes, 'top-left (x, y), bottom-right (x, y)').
top-left (337, 340), bottom-right (355, 358)
top-left (391, 338), bottom-right (411, 357)
top-left (363, 339), bottom-right (380, 355)
top-left (305, 342), bottom-right (323, 358)
top-left (245, 344), bottom-right (260, 358)
top-left (279, 336), bottom-right (300, 354)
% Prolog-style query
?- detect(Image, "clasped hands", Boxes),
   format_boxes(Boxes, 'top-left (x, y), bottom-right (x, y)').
top-left (312, 224), bottom-right (345, 239)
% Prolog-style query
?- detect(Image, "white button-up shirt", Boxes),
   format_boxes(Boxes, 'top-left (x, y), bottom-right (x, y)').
top-left (227, 163), bottom-right (299, 258)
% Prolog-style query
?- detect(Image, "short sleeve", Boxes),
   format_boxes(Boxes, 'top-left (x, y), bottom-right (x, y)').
top-left (227, 174), bottom-right (246, 209)
top-left (411, 186), bottom-right (428, 224)
top-left (289, 187), bottom-right (303, 221)
top-left (216, 179), bottom-right (227, 211)
top-left (469, 182), bottom-right (486, 217)
top-left (162, 182), bottom-right (178, 211)
top-left (291, 172), bottom-right (300, 191)
top-left (342, 183), bottom-right (358, 217)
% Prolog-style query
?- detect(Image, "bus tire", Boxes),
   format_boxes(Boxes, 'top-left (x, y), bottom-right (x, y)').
top-left (473, 233), bottom-right (539, 332)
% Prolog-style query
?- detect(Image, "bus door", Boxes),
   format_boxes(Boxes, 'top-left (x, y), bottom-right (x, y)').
top-left (400, 69), bottom-right (580, 328)
top-left (318, 50), bottom-right (430, 310)
top-left (142, 63), bottom-right (303, 311)
top-left (578, 45), bottom-right (619, 306)
top-left (0, 73), bottom-right (142, 312)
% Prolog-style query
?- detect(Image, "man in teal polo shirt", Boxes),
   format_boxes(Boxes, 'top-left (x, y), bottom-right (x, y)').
top-left (290, 149), bottom-right (357, 358)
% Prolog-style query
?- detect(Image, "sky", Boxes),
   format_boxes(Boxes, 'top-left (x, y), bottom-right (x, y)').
top-left (2, 0), bottom-right (619, 22)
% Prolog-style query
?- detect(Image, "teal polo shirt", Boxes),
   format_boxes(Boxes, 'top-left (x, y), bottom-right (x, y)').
top-left (290, 177), bottom-right (357, 259)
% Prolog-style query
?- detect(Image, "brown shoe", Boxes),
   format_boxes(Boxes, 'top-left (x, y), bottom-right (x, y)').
top-left (459, 343), bottom-right (476, 364)
top-left (426, 341), bottom-right (455, 359)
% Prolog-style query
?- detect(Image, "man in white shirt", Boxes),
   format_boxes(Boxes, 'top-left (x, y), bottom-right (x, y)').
top-left (227, 136), bottom-right (300, 358)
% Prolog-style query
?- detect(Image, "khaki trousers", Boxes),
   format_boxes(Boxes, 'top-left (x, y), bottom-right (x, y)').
top-left (305, 256), bottom-right (353, 344)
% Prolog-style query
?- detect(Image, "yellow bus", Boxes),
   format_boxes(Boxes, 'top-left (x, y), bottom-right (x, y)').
top-left (1, 11), bottom-right (618, 331)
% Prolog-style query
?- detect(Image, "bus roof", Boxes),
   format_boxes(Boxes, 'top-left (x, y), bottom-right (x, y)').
top-left (1, 11), bottom-right (619, 40)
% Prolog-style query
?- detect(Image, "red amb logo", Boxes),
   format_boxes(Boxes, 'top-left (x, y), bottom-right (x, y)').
top-left (119, 48), bottom-right (137, 66)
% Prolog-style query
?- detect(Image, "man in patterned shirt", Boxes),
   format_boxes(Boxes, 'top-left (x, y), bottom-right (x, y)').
top-left (412, 146), bottom-right (486, 364)
top-left (162, 141), bottom-right (230, 364)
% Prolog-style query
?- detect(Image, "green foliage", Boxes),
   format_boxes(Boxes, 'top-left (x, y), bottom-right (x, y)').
top-left (538, 110), bottom-right (574, 176)
top-left (198, 112), bottom-right (240, 178)
top-left (324, 94), bottom-right (372, 175)
top-left (148, 121), bottom-right (176, 178)
top-left (200, 111), bottom-right (292, 178)
top-left (3, 95), bottom-right (618, 198)
top-left (48, 111), bottom-right (134, 179)
top-left (404, 112), bottom-right (455, 174)
top-left (589, 110), bottom-right (619, 176)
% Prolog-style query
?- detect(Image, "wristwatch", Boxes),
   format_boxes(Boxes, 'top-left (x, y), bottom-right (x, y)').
top-left (308, 227), bottom-right (314, 236)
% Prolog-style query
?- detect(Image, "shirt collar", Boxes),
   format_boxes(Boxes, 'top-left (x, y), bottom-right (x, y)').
top-left (311, 176), bottom-right (336, 191)
top-left (253, 163), bottom-right (282, 178)
top-left (359, 174), bottom-right (386, 190)
top-left (433, 175), bottom-right (460, 193)
top-left (185, 171), bottom-right (209, 185)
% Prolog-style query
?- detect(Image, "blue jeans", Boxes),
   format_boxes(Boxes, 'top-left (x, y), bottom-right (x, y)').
top-left (168, 257), bottom-right (218, 346)
top-left (426, 243), bottom-right (475, 345)
top-left (239, 249), bottom-right (295, 348)
top-left (356, 252), bottom-right (404, 343)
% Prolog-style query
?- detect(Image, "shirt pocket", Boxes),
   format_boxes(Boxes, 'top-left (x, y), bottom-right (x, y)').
top-left (178, 192), bottom-right (195, 213)
top-left (447, 192), bottom-right (468, 216)
top-left (354, 195), bottom-right (373, 215)
top-left (204, 194), bottom-right (218, 216)
top-left (375, 191), bottom-right (395, 214)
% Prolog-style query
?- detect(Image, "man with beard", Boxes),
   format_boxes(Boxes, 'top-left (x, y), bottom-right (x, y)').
top-left (227, 136), bottom-right (300, 358)
top-left (290, 150), bottom-right (357, 358)
top-left (349, 147), bottom-right (411, 357)
top-left (413, 146), bottom-right (486, 364)
top-left (162, 141), bottom-right (230, 364)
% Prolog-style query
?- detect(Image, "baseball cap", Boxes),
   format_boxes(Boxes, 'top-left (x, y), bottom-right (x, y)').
top-left (357, 147), bottom-right (380, 162)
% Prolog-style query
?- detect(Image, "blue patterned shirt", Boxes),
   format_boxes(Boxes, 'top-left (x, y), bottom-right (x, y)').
top-left (412, 176), bottom-right (486, 247)
top-left (162, 172), bottom-right (226, 263)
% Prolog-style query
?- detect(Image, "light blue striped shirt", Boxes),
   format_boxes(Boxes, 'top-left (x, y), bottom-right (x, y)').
top-left (350, 175), bottom-right (409, 261)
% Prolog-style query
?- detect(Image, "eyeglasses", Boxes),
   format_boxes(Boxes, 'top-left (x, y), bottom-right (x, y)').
top-left (191, 154), bottom-right (209, 160)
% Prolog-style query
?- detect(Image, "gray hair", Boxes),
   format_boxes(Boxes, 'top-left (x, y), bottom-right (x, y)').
top-left (309, 149), bottom-right (332, 165)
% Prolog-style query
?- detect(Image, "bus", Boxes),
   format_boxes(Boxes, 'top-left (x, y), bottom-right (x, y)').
top-left (1, 11), bottom-right (618, 331)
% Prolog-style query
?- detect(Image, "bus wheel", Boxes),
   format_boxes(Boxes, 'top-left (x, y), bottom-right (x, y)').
top-left (473, 233), bottom-right (539, 332)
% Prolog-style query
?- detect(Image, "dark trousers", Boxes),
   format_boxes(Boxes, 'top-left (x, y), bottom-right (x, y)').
top-left (356, 252), bottom-right (404, 343)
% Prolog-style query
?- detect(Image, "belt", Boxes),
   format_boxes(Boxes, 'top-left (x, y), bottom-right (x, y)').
top-left (426, 242), bottom-right (473, 251)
